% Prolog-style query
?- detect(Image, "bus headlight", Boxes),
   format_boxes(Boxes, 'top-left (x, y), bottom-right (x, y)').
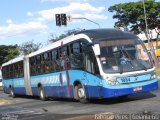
top-left (107, 80), bottom-right (119, 85)
top-left (151, 74), bottom-right (156, 79)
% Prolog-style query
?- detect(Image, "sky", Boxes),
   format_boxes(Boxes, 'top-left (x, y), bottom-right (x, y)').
top-left (0, 0), bottom-right (159, 46)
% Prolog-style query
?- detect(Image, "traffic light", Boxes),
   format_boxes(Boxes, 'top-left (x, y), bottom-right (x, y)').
top-left (61, 14), bottom-right (67, 26)
top-left (55, 14), bottom-right (61, 26)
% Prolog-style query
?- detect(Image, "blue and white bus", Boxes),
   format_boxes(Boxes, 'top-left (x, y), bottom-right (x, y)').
top-left (0, 69), bottom-right (2, 87)
top-left (1, 29), bottom-right (158, 103)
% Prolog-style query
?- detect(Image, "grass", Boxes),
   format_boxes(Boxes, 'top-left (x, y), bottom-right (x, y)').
top-left (156, 70), bottom-right (160, 76)
top-left (156, 64), bottom-right (160, 77)
top-left (0, 86), bottom-right (3, 91)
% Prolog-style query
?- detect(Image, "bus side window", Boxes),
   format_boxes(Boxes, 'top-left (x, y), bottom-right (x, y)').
top-left (13, 64), bottom-right (15, 78)
top-left (2, 66), bottom-right (6, 79)
top-left (84, 45), bottom-right (100, 74)
top-left (43, 52), bottom-right (51, 73)
top-left (51, 50), bottom-right (55, 72)
top-left (36, 55), bottom-right (41, 74)
top-left (19, 61), bottom-right (24, 77)
top-left (30, 57), bottom-right (36, 75)
top-left (66, 45), bottom-right (71, 69)
top-left (70, 42), bottom-right (84, 69)
top-left (9, 65), bottom-right (13, 78)
top-left (73, 42), bottom-right (80, 54)
top-left (54, 49), bottom-right (60, 71)
top-left (60, 46), bottom-right (70, 70)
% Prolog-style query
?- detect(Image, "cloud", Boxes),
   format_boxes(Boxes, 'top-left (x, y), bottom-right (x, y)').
top-left (1, 2), bottom-right (106, 40)
top-left (6, 19), bottom-right (13, 24)
top-left (0, 21), bottom-right (48, 39)
top-left (41, 0), bottom-right (89, 3)
top-left (36, 3), bottom-right (106, 22)
top-left (27, 12), bottom-right (34, 16)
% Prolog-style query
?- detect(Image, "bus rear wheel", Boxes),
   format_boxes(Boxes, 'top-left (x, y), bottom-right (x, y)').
top-left (39, 87), bottom-right (47, 101)
top-left (75, 84), bottom-right (88, 104)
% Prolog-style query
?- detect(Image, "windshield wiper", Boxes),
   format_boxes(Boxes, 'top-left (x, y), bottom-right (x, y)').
top-left (137, 60), bottom-right (147, 71)
top-left (119, 65), bottom-right (123, 74)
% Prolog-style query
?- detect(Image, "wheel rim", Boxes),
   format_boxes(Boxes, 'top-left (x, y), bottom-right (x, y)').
top-left (40, 89), bottom-right (44, 99)
top-left (78, 88), bottom-right (85, 98)
top-left (11, 90), bottom-right (14, 96)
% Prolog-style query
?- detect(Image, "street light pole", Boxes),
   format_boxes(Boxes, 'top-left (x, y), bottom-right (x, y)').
top-left (72, 17), bottom-right (101, 29)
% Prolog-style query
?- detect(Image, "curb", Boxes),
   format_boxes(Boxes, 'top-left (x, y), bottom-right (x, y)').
top-left (0, 99), bottom-right (13, 106)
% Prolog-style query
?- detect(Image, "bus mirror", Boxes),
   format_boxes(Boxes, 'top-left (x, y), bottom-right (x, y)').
top-left (94, 44), bottom-right (100, 56)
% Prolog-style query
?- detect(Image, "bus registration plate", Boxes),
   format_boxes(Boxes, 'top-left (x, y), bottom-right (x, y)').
top-left (133, 86), bottom-right (142, 92)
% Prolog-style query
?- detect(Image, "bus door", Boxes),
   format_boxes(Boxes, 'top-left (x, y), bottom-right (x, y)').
top-left (84, 47), bottom-right (101, 98)
top-left (24, 57), bottom-right (32, 95)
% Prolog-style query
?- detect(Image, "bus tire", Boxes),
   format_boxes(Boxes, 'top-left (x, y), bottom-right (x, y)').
top-left (75, 84), bottom-right (88, 104)
top-left (39, 87), bottom-right (47, 101)
top-left (10, 87), bottom-right (15, 98)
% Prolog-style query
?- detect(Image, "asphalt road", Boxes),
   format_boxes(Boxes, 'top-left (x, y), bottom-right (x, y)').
top-left (0, 81), bottom-right (160, 120)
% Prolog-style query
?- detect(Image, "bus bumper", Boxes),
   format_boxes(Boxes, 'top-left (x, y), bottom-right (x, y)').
top-left (101, 79), bottom-right (158, 98)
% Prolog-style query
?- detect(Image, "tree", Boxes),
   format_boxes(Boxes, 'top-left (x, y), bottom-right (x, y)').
top-left (0, 45), bottom-right (19, 65)
top-left (108, 0), bottom-right (160, 39)
top-left (18, 40), bottom-right (42, 55)
top-left (49, 29), bottom-right (81, 43)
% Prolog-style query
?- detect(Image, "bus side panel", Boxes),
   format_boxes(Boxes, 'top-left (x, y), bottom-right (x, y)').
top-left (13, 78), bottom-right (26, 95)
top-left (29, 70), bottom-right (102, 98)
top-left (30, 72), bottom-right (75, 97)
top-left (2, 79), bottom-right (13, 94)
top-left (69, 70), bottom-right (102, 98)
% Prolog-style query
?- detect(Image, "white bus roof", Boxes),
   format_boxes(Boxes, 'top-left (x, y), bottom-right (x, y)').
top-left (2, 56), bottom-right (24, 67)
top-left (27, 33), bottom-right (91, 58)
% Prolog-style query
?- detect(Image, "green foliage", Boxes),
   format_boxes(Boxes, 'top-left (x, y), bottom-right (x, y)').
top-left (49, 29), bottom-right (80, 43)
top-left (18, 40), bottom-right (42, 55)
top-left (108, 0), bottom-right (160, 35)
top-left (0, 45), bottom-right (19, 65)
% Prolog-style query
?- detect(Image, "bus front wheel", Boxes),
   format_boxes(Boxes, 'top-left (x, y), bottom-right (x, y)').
top-left (39, 87), bottom-right (47, 101)
top-left (75, 84), bottom-right (88, 104)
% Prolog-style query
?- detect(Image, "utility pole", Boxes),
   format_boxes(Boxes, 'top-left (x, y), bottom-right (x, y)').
top-left (142, 0), bottom-right (158, 66)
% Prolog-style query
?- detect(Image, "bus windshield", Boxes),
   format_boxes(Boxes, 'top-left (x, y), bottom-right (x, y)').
top-left (99, 39), bottom-right (152, 74)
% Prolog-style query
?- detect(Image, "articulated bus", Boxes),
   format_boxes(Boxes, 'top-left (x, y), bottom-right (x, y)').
top-left (1, 29), bottom-right (158, 103)
top-left (0, 69), bottom-right (2, 87)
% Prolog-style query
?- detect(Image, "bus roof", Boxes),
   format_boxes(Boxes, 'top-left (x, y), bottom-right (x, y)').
top-left (1, 29), bottom-right (138, 66)
top-left (2, 56), bottom-right (24, 67)
top-left (27, 34), bottom-right (76, 58)
top-left (75, 28), bottom-right (138, 41)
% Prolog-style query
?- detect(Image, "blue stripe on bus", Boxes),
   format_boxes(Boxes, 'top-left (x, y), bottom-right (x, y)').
top-left (116, 74), bottom-right (151, 83)
top-left (31, 86), bottom-right (74, 97)
top-left (100, 79), bottom-right (158, 98)
top-left (14, 87), bottom-right (26, 95)
top-left (102, 79), bottom-right (158, 89)
top-left (2, 70), bottom-right (158, 98)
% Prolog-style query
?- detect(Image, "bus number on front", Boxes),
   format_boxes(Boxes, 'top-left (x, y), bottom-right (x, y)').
top-left (121, 77), bottom-right (131, 83)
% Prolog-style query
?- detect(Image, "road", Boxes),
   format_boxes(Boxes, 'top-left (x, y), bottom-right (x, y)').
top-left (0, 82), bottom-right (160, 120)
